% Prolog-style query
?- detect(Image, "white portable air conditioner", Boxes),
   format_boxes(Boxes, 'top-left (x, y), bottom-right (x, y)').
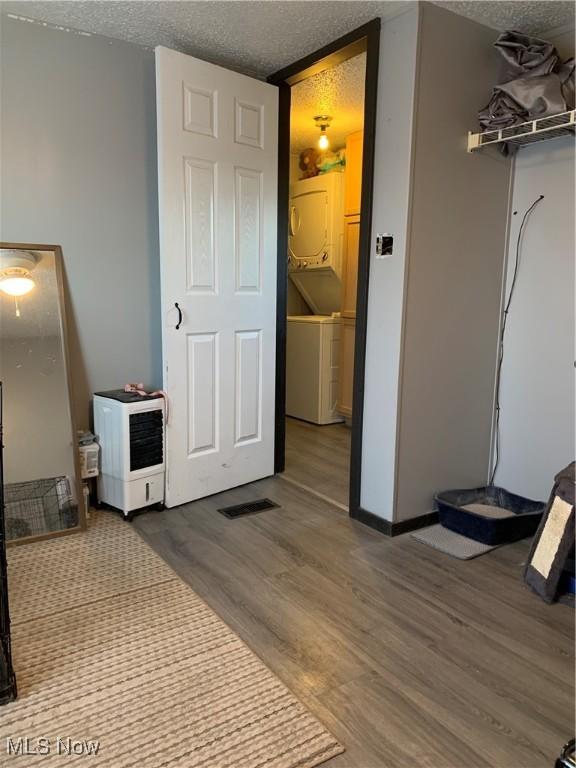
top-left (93, 390), bottom-right (165, 519)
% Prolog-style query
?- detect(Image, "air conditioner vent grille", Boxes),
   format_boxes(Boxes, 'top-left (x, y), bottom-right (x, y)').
top-left (129, 411), bottom-right (163, 471)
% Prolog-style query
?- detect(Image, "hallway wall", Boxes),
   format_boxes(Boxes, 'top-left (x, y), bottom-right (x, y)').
top-left (361, 7), bottom-right (419, 521)
top-left (393, 4), bottom-right (511, 522)
top-left (362, 4), bottom-right (512, 523)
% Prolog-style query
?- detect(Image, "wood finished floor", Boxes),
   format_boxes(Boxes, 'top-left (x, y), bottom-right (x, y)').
top-left (283, 417), bottom-right (351, 507)
top-left (135, 477), bottom-right (574, 768)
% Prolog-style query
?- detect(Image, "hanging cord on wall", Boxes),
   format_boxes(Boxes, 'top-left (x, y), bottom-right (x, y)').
top-left (489, 193), bottom-right (545, 487)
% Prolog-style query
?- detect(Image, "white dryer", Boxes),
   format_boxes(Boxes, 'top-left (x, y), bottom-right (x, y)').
top-left (286, 315), bottom-right (343, 425)
top-left (288, 173), bottom-right (344, 315)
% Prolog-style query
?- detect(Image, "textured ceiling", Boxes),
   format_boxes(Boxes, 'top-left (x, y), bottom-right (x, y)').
top-left (2, 1), bottom-right (574, 78)
top-left (435, 1), bottom-right (574, 36)
top-left (1, 1), bottom-right (406, 77)
top-left (291, 53), bottom-right (366, 153)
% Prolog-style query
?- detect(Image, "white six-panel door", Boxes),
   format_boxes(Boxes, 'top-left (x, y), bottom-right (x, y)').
top-left (156, 46), bottom-right (278, 507)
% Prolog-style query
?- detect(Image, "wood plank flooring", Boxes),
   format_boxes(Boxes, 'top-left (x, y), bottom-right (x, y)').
top-left (283, 417), bottom-right (351, 507)
top-left (135, 477), bottom-right (574, 768)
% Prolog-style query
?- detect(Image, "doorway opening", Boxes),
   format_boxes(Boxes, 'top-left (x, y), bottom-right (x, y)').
top-left (269, 20), bottom-right (380, 515)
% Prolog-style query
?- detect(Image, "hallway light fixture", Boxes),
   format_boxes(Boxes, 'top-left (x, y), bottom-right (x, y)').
top-left (314, 115), bottom-right (332, 151)
top-left (0, 269), bottom-right (35, 297)
top-left (0, 250), bottom-right (37, 297)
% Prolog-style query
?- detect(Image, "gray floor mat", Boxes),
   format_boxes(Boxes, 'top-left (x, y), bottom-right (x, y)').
top-left (411, 524), bottom-right (502, 559)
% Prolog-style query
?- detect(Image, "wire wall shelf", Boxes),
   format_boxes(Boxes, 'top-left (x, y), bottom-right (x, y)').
top-left (468, 110), bottom-right (575, 152)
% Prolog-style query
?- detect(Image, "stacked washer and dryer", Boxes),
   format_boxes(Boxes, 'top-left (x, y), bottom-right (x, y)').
top-left (287, 172), bottom-right (345, 425)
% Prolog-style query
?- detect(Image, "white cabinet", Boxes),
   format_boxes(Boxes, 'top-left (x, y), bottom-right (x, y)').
top-left (286, 315), bottom-right (343, 425)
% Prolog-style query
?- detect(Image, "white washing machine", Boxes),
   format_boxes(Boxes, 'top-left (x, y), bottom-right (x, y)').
top-left (286, 315), bottom-right (343, 425)
top-left (288, 173), bottom-right (344, 316)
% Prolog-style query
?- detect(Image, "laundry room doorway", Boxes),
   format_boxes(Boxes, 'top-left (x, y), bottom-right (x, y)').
top-left (269, 20), bottom-right (380, 514)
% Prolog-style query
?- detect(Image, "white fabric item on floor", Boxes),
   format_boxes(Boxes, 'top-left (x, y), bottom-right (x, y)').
top-left (411, 524), bottom-right (502, 560)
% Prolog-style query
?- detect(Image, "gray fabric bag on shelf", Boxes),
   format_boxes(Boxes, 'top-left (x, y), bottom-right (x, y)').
top-left (495, 30), bottom-right (559, 79)
top-left (478, 31), bottom-right (575, 150)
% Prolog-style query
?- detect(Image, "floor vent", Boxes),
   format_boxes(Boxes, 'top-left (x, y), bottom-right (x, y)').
top-left (218, 498), bottom-right (279, 519)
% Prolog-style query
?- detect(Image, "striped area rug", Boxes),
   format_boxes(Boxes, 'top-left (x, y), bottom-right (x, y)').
top-left (1, 513), bottom-right (343, 767)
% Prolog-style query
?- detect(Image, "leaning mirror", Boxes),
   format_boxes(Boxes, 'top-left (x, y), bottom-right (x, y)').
top-left (0, 243), bottom-right (84, 543)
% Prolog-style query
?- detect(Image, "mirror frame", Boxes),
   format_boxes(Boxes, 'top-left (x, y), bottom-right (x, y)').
top-left (0, 242), bottom-right (86, 546)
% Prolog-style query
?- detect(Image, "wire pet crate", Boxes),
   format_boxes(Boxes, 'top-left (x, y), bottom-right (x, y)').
top-left (4, 477), bottom-right (78, 541)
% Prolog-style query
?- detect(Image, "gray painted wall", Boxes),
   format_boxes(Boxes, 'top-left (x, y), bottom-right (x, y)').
top-left (493, 29), bottom-right (575, 500)
top-left (394, 3), bottom-right (512, 521)
top-left (0, 16), bottom-right (161, 428)
top-left (494, 137), bottom-right (574, 500)
top-left (544, 26), bottom-right (574, 59)
top-left (362, 4), bottom-right (513, 523)
top-left (360, 7), bottom-right (419, 520)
